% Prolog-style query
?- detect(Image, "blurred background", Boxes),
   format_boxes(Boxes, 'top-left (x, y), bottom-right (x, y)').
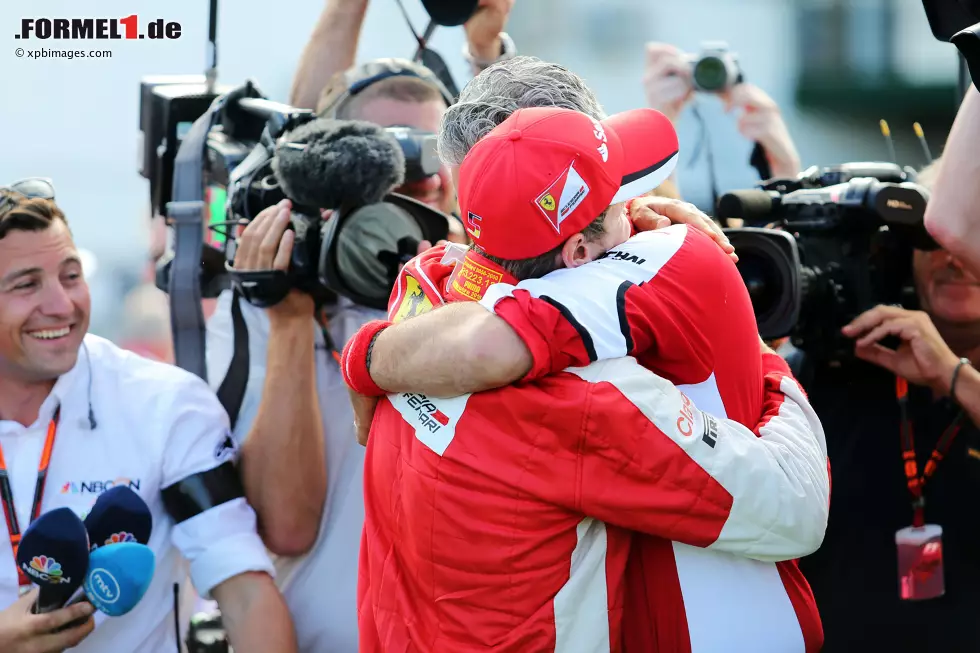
top-left (0, 0), bottom-right (964, 342)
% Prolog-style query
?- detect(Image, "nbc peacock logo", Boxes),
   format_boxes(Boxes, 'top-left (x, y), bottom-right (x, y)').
top-left (24, 556), bottom-right (68, 584)
top-left (104, 532), bottom-right (136, 546)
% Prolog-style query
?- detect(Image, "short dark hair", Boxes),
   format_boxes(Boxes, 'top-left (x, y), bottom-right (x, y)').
top-left (473, 211), bottom-right (608, 281)
top-left (0, 193), bottom-right (68, 241)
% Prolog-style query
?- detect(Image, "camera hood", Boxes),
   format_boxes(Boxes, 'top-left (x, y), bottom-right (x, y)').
top-left (952, 21), bottom-right (980, 89)
top-left (319, 193), bottom-right (452, 310)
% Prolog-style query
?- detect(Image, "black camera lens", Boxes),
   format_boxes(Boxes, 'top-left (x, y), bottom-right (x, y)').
top-left (739, 253), bottom-right (783, 316)
top-left (725, 228), bottom-right (802, 340)
top-left (693, 57), bottom-right (728, 92)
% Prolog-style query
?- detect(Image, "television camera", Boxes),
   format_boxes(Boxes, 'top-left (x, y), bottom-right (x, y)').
top-left (718, 162), bottom-right (938, 362)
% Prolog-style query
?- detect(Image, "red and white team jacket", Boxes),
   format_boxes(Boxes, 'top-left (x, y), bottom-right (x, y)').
top-left (357, 226), bottom-right (829, 653)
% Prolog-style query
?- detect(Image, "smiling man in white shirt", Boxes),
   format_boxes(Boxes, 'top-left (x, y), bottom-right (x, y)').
top-left (0, 189), bottom-right (297, 652)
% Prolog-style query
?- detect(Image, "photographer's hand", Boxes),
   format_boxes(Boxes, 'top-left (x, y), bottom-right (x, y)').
top-left (643, 43), bottom-right (694, 125)
top-left (234, 200), bottom-right (315, 320)
top-left (843, 305), bottom-right (960, 394)
top-left (628, 196), bottom-right (737, 263)
top-left (721, 84), bottom-right (801, 180)
top-left (464, 0), bottom-right (515, 64)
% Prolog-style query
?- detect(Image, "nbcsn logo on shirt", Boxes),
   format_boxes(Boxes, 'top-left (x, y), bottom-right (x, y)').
top-left (60, 477), bottom-right (141, 495)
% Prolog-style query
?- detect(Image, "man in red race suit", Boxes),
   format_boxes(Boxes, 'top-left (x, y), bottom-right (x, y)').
top-left (343, 107), bottom-right (829, 652)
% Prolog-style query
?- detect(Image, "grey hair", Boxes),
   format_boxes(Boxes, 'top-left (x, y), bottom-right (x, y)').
top-left (438, 56), bottom-right (606, 168)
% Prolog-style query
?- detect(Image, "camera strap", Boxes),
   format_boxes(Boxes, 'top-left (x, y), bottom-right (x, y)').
top-left (896, 376), bottom-right (966, 527)
top-left (166, 96), bottom-right (227, 381)
top-left (215, 289), bottom-right (250, 430)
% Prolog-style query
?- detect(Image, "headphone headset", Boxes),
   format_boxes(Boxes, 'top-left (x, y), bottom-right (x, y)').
top-left (316, 58), bottom-right (456, 119)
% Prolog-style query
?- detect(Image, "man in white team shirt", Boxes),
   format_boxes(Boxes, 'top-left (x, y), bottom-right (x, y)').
top-left (0, 191), bottom-right (297, 652)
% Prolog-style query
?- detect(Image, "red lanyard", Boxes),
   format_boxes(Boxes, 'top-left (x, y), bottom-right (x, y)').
top-left (897, 377), bottom-right (965, 528)
top-left (0, 408), bottom-right (59, 587)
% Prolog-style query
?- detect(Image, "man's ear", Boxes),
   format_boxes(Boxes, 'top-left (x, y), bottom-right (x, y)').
top-left (560, 233), bottom-right (592, 269)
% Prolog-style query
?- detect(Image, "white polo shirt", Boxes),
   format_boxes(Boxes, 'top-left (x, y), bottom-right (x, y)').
top-left (0, 334), bottom-right (275, 653)
top-left (206, 290), bottom-right (385, 653)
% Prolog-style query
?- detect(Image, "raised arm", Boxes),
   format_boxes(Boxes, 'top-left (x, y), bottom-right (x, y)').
top-left (290, 0), bottom-right (370, 110)
top-left (208, 203), bottom-right (326, 556)
top-left (924, 86), bottom-right (980, 277)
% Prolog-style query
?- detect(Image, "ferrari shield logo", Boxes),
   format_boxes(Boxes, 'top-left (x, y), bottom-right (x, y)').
top-left (534, 162), bottom-right (590, 233)
top-left (393, 275), bottom-right (433, 323)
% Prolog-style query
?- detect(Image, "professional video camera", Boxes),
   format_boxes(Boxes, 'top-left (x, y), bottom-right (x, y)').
top-left (144, 81), bottom-right (448, 309)
top-left (717, 162), bottom-right (939, 362)
top-left (139, 0), bottom-right (479, 383)
top-left (193, 83), bottom-right (450, 310)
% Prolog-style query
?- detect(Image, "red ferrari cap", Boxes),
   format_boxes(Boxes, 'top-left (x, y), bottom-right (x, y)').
top-left (458, 107), bottom-right (679, 260)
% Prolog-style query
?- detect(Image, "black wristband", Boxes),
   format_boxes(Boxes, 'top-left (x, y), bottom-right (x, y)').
top-left (365, 326), bottom-right (385, 372)
top-left (950, 357), bottom-right (971, 402)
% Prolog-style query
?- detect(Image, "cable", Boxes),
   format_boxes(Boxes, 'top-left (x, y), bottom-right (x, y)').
top-left (173, 582), bottom-right (181, 652)
top-left (82, 342), bottom-right (97, 430)
top-left (689, 99), bottom-right (720, 213)
top-left (205, 0), bottom-right (219, 92)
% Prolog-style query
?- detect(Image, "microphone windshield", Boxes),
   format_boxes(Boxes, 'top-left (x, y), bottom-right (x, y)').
top-left (84, 486), bottom-right (153, 550)
top-left (272, 119), bottom-right (405, 211)
top-left (17, 508), bottom-right (90, 612)
top-left (83, 542), bottom-right (156, 617)
top-left (716, 189), bottom-right (778, 223)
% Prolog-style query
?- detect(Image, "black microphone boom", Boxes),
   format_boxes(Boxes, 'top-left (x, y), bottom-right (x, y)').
top-left (272, 119), bottom-right (405, 211)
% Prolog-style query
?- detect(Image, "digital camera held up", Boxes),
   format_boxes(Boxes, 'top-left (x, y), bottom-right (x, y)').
top-left (687, 41), bottom-right (743, 93)
top-left (717, 162), bottom-right (938, 362)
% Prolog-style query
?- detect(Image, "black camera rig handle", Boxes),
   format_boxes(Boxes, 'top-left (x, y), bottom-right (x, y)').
top-left (228, 269), bottom-right (292, 308)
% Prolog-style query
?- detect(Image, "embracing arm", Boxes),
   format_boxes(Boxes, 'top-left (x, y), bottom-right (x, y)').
top-left (368, 303), bottom-right (531, 397)
top-left (290, 0), bottom-right (370, 110)
top-left (213, 572), bottom-right (297, 653)
top-left (557, 357), bottom-right (829, 561)
top-left (924, 86), bottom-right (980, 277)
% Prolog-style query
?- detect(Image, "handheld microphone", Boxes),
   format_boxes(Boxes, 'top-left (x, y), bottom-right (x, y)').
top-left (16, 508), bottom-right (90, 614)
top-left (82, 542), bottom-right (156, 617)
top-left (84, 485), bottom-right (153, 550)
top-left (271, 118), bottom-right (405, 211)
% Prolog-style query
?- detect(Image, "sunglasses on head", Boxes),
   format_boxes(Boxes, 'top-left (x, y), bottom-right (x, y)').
top-left (0, 177), bottom-right (56, 215)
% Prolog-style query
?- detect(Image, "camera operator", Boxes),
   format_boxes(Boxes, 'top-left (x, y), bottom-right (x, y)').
top-left (289, 0), bottom-right (516, 218)
top-left (924, 87), bottom-right (980, 277)
top-left (798, 158), bottom-right (980, 650)
top-left (0, 190), bottom-right (296, 653)
top-left (291, 0), bottom-right (516, 111)
top-left (643, 42), bottom-right (802, 188)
